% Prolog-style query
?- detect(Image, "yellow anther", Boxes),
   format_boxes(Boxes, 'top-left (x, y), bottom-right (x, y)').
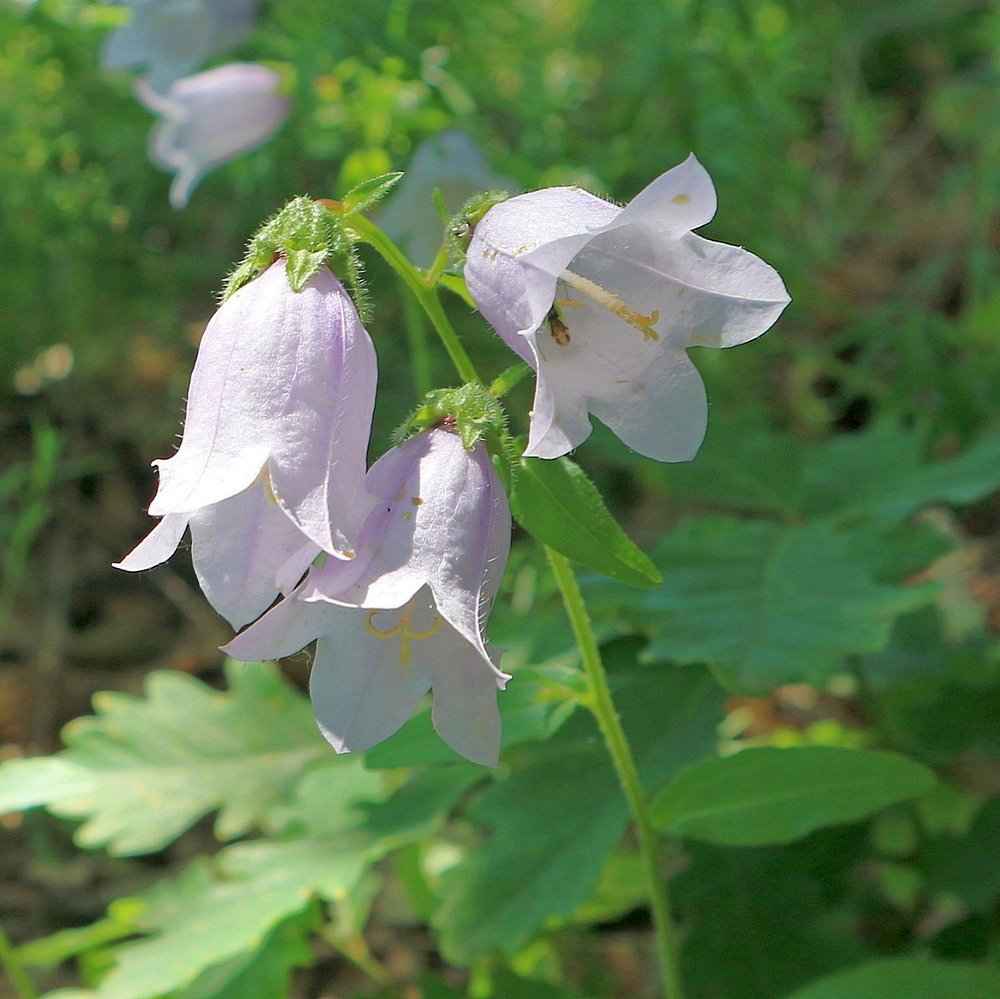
top-left (365, 603), bottom-right (442, 673)
top-left (559, 269), bottom-right (661, 341)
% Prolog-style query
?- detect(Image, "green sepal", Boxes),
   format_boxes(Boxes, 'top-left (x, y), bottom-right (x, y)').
top-left (393, 382), bottom-right (508, 451)
top-left (341, 171), bottom-right (403, 215)
top-left (510, 455), bottom-right (661, 588)
top-left (222, 197), bottom-right (369, 318)
top-left (446, 189), bottom-right (512, 262)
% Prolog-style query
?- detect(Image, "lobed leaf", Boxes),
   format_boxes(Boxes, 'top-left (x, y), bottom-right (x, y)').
top-left (591, 516), bottom-right (936, 692)
top-left (0, 661), bottom-right (327, 854)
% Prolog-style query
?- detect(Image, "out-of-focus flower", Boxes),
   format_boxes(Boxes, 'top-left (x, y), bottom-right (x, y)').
top-left (136, 62), bottom-right (290, 208)
top-left (378, 131), bottom-right (516, 268)
top-left (115, 259), bottom-right (377, 628)
top-left (102, 0), bottom-right (259, 94)
top-left (464, 155), bottom-right (790, 462)
top-left (225, 427), bottom-right (512, 767)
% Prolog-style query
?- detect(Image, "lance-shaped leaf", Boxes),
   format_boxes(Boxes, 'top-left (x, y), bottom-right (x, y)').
top-left (781, 958), bottom-right (1000, 999)
top-left (511, 455), bottom-right (660, 587)
top-left (650, 746), bottom-right (938, 846)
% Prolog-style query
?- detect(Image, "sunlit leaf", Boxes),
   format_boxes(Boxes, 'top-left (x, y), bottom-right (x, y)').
top-left (651, 747), bottom-right (937, 846)
top-left (0, 661), bottom-right (326, 854)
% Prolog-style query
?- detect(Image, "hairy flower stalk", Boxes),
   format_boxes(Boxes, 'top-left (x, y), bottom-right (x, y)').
top-left (226, 427), bottom-right (512, 766)
top-left (464, 154), bottom-right (791, 462)
top-left (116, 258), bottom-right (377, 629)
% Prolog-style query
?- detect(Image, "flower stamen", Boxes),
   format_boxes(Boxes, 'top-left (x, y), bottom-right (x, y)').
top-left (559, 268), bottom-right (660, 341)
top-left (365, 603), bottom-right (442, 673)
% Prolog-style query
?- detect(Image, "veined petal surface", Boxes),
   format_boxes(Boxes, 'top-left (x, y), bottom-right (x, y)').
top-left (148, 261), bottom-right (376, 557)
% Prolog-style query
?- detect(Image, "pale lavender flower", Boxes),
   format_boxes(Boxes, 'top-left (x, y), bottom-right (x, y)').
top-left (102, 0), bottom-right (259, 95)
top-left (225, 427), bottom-right (512, 767)
top-left (136, 62), bottom-right (290, 208)
top-left (378, 131), bottom-right (516, 268)
top-left (464, 155), bottom-right (790, 462)
top-left (115, 259), bottom-right (377, 629)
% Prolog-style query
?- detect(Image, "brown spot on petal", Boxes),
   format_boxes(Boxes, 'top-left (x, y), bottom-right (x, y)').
top-left (672, 193), bottom-right (691, 204)
top-left (411, 497), bottom-right (424, 505)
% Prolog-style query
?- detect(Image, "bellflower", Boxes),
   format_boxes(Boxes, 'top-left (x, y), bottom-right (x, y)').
top-left (464, 155), bottom-right (790, 462)
top-left (378, 131), bottom-right (515, 268)
top-left (102, 0), bottom-right (259, 94)
top-left (136, 62), bottom-right (290, 208)
top-left (116, 259), bottom-right (377, 628)
top-left (225, 427), bottom-right (512, 767)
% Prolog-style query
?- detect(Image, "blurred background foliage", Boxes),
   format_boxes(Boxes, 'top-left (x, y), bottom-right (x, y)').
top-left (4, 0), bottom-right (1000, 996)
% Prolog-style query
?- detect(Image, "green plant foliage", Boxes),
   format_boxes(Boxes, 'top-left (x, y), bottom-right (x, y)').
top-left (676, 837), bottom-right (866, 999)
top-left (780, 957), bottom-right (1000, 999)
top-left (364, 665), bottom-right (581, 768)
top-left (510, 455), bottom-right (661, 588)
top-left (592, 516), bottom-right (936, 691)
top-left (651, 746), bottom-right (938, 846)
top-left (0, 661), bottom-right (327, 854)
top-left (89, 761), bottom-right (381, 999)
top-left (922, 795), bottom-right (1000, 913)
top-left (434, 659), bottom-right (724, 962)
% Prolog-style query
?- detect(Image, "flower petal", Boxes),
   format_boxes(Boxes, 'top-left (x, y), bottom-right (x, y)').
top-left (429, 642), bottom-right (508, 768)
top-left (222, 582), bottom-right (342, 662)
top-left (465, 186), bottom-right (619, 350)
top-left (140, 63), bottom-right (289, 208)
top-left (599, 153), bottom-right (717, 238)
top-left (113, 512), bottom-right (190, 571)
top-left (306, 429), bottom-right (510, 656)
top-left (309, 605), bottom-right (433, 755)
top-left (188, 485), bottom-right (321, 630)
top-left (148, 261), bottom-right (376, 557)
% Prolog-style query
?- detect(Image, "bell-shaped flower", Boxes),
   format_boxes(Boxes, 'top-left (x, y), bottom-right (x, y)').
top-left (464, 155), bottom-right (790, 462)
top-left (115, 258), bottom-right (377, 629)
top-left (378, 131), bottom-right (516, 268)
top-left (225, 427), bottom-right (512, 767)
top-left (102, 0), bottom-right (259, 95)
top-left (136, 62), bottom-right (290, 208)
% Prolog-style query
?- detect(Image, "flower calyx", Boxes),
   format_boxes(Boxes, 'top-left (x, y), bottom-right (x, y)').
top-left (446, 190), bottom-right (512, 263)
top-left (394, 382), bottom-right (508, 454)
top-left (223, 196), bottom-right (369, 316)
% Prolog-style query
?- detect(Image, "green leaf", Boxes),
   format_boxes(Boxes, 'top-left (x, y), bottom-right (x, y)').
top-left (510, 456), bottom-right (661, 588)
top-left (804, 423), bottom-right (1000, 524)
top-left (434, 663), bottom-right (723, 962)
top-left (676, 837), bottom-right (864, 999)
top-left (651, 746), bottom-right (938, 846)
top-left (593, 516), bottom-right (936, 691)
top-left (342, 171), bottom-right (403, 214)
top-left (177, 912), bottom-right (316, 999)
top-left (91, 761), bottom-right (380, 999)
top-left (359, 764), bottom-right (484, 842)
top-left (0, 661), bottom-right (326, 854)
top-left (923, 795), bottom-right (1000, 912)
top-left (781, 958), bottom-right (1000, 999)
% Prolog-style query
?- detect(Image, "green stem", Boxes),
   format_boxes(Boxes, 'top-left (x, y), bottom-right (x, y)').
top-left (348, 216), bottom-right (481, 385)
top-left (399, 278), bottom-right (434, 397)
top-left (0, 923), bottom-right (38, 999)
top-left (545, 547), bottom-right (685, 999)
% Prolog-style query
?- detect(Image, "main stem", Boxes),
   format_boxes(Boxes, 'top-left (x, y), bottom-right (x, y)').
top-left (374, 213), bottom-right (685, 995)
top-left (347, 216), bottom-right (481, 386)
top-left (546, 547), bottom-right (685, 999)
